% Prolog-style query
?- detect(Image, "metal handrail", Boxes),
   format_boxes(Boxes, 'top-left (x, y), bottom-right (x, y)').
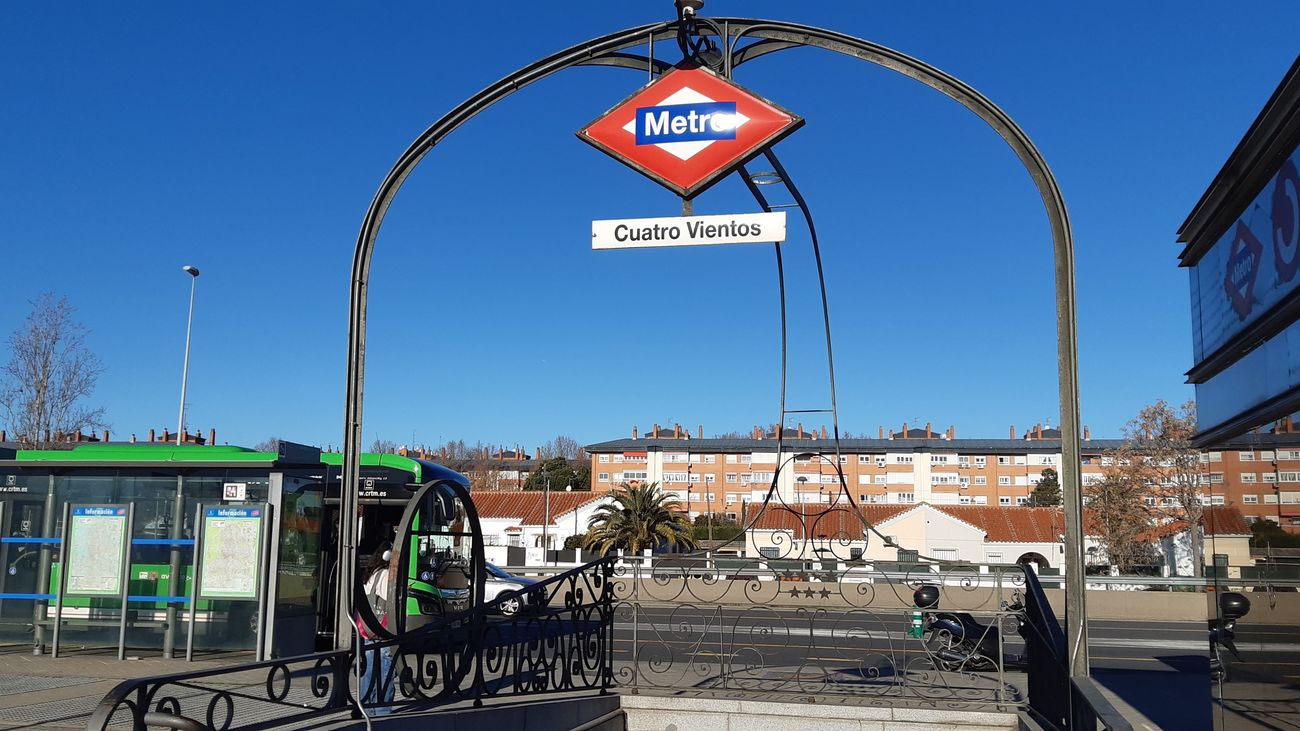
top-left (1071, 677), bottom-right (1135, 731)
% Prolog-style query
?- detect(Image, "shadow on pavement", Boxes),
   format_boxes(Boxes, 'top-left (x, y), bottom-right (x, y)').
top-left (1093, 655), bottom-right (1210, 730)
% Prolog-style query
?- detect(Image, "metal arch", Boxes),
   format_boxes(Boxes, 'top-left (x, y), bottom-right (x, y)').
top-left (340, 14), bottom-right (1086, 681)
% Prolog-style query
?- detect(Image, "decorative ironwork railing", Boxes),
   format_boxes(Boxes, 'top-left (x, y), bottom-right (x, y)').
top-left (86, 557), bottom-right (616, 731)
top-left (610, 560), bottom-right (1032, 711)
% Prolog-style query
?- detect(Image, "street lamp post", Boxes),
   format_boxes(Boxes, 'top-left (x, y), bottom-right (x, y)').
top-left (543, 470), bottom-right (551, 561)
top-left (176, 266), bottom-right (200, 446)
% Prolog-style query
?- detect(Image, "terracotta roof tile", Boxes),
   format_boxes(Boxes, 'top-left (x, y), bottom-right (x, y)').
top-left (937, 506), bottom-right (1065, 543)
top-left (748, 504), bottom-right (910, 536)
top-left (470, 491), bottom-right (605, 526)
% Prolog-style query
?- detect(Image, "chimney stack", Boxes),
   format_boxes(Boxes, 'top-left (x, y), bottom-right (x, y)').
top-left (1009, 424), bottom-right (1015, 440)
top-left (879, 426), bottom-right (885, 439)
top-left (1286, 416), bottom-right (1294, 434)
top-left (209, 428), bottom-right (216, 445)
top-left (797, 423), bottom-right (804, 439)
top-left (674, 424), bottom-right (681, 439)
top-left (902, 422), bottom-right (908, 439)
top-left (821, 425), bottom-right (827, 439)
top-left (698, 425), bottom-right (703, 439)
top-left (925, 422), bottom-right (932, 439)
top-left (149, 428), bottom-right (156, 443)
top-left (103, 430), bottom-right (110, 442)
top-left (1083, 425), bottom-right (1091, 441)
top-left (653, 423), bottom-right (660, 438)
top-left (0, 430), bottom-right (5, 442)
top-left (1036, 423), bottom-right (1043, 440)
top-left (753, 426), bottom-right (761, 439)
top-left (632, 425), bottom-right (638, 440)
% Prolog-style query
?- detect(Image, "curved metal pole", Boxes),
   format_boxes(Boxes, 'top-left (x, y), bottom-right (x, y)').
top-left (341, 16), bottom-right (1085, 681)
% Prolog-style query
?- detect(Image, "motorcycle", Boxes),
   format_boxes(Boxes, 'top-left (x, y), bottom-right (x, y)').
top-left (914, 585), bottom-right (1028, 672)
top-left (1210, 592), bottom-right (1250, 682)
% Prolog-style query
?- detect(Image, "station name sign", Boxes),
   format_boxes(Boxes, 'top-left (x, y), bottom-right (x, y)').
top-left (592, 212), bottom-right (785, 250)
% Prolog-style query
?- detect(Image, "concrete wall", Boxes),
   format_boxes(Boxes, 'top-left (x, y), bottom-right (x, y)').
top-left (620, 695), bottom-right (1016, 731)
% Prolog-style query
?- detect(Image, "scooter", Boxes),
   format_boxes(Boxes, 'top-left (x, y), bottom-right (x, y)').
top-left (1210, 592), bottom-right (1250, 682)
top-left (914, 585), bottom-right (1027, 672)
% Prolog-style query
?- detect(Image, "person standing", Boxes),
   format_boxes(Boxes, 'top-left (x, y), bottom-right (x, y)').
top-left (358, 542), bottom-right (395, 714)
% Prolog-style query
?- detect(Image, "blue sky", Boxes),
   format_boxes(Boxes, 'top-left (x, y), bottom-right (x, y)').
top-left (2, 3), bottom-right (1297, 451)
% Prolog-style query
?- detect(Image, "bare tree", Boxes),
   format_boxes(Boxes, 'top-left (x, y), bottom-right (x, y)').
top-left (1114, 400), bottom-right (1206, 576)
top-left (1, 294), bottom-right (105, 447)
top-left (368, 438), bottom-right (397, 454)
top-left (1085, 471), bottom-right (1157, 573)
top-left (254, 437), bottom-right (282, 452)
top-left (537, 435), bottom-right (583, 460)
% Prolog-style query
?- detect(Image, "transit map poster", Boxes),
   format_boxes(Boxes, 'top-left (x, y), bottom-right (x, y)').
top-left (66, 505), bottom-right (129, 596)
top-left (198, 505), bottom-right (265, 600)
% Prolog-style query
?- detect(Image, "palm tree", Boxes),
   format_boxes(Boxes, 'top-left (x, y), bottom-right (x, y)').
top-left (584, 482), bottom-right (696, 556)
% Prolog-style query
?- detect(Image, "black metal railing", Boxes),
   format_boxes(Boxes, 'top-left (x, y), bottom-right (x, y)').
top-left (86, 557), bottom-right (616, 731)
top-left (611, 560), bottom-right (1029, 710)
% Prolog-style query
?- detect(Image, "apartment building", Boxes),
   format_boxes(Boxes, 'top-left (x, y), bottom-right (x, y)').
top-left (584, 420), bottom-right (1300, 530)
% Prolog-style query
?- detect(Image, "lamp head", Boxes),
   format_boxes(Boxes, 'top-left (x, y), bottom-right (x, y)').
top-left (182, 265), bottom-right (200, 277)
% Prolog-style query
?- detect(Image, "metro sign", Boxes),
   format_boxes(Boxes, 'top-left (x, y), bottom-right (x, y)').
top-left (578, 67), bottom-right (803, 198)
top-left (1225, 221), bottom-right (1262, 321)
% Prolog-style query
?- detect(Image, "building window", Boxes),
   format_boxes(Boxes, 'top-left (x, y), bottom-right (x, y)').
top-left (1207, 451), bottom-right (1222, 462)
top-left (875, 457), bottom-right (886, 468)
top-left (874, 475), bottom-right (887, 485)
top-left (705, 474), bottom-right (716, 484)
top-left (598, 472), bottom-right (609, 482)
top-left (726, 512), bottom-right (737, 521)
top-left (895, 492), bottom-right (915, 504)
top-left (599, 455), bottom-right (610, 463)
top-left (703, 455), bottom-right (716, 464)
top-left (820, 475), bottom-right (837, 484)
top-left (931, 454), bottom-right (949, 464)
top-left (1209, 473), bottom-right (1224, 484)
top-left (1240, 451), bottom-right (1256, 461)
top-left (974, 456), bottom-right (987, 467)
top-left (932, 548), bottom-right (958, 561)
top-left (1264, 473), bottom-right (1278, 483)
top-left (725, 473), bottom-right (737, 483)
top-left (1281, 472), bottom-right (1300, 483)
top-left (998, 476), bottom-right (1011, 486)
top-left (666, 453), bottom-right (688, 463)
top-left (726, 455), bottom-right (738, 464)
top-left (1144, 496), bottom-right (1156, 507)
top-left (858, 455), bottom-right (872, 464)
top-left (1241, 473), bottom-right (1257, 483)
top-left (987, 552), bottom-right (1003, 562)
top-left (999, 496), bottom-right (1011, 506)
top-left (838, 455), bottom-right (848, 464)
top-left (858, 475), bottom-right (871, 485)
top-left (974, 476), bottom-right (987, 485)
top-left (958, 456), bottom-right (970, 466)
top-left (624, 471), bottom-right (647, 481)
top-left (1243, 494), bottom-right (1259, 504)
top-left (893, 454), bottom-right (914, 464)
top-left (959, 496), bottom-right (972, 505)
top-left (1279, 450), bottom-right (1300, 460)
top-left (974, 496), bottom-right (988, 505)
top-left (997, 456), bottom-right (1010, 465)
top-left (1015, 496), bottom-right (1028, 506)
top-left (794, 456), bottom-right (812, 465)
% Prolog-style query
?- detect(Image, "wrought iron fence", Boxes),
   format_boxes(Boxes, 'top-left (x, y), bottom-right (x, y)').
top-left (86, 557), bottom-right (616, 731)
top-left (609, 559), bottom-right (1031, 711)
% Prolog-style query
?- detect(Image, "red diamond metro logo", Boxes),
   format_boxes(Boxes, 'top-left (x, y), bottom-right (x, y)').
top-left (577, 67), bottom-right (803, 199)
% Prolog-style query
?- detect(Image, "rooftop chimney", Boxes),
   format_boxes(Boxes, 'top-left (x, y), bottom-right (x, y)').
top-left (674, 424), bottom-right (681, 439)
top-left (948, 426), bottom-right (955, 440)
top-left (0, 430), bottom-right (5, 442)
top-left (797, 423), bottom-right (804, 439)
top-left (821, 425), bottom-right (827, 439)
top-left (879, 426), bottom-right (885, 439)
top-left (149, 428), bottom-right (156, 443)
top-left (632, 425), bottom-right (638, 440)
top-left (902, 422), bottom-right (908, 439)
top-left (1009, 424), bottom-right (1015, 440)
top-left (653, 423), bottom-right (660, 438)
top-left (1083, 425), bottom-right (1091, 441)
top-left (925, 422), bottom-right (932, 439)
top-left (209, 428), bottom-right (215, 446)
top-left (1036, 424), bottom-right (1043, 440)
top-left (698, 425), bottom-right (703, 439)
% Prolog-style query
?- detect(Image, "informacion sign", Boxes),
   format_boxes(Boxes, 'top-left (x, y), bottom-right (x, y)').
top-left (66, 506), bottom-right (128, 596)
top-left (592, 212), bottom-right (785, 250)
top-left (198, 506), bottom-right (264, 599)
